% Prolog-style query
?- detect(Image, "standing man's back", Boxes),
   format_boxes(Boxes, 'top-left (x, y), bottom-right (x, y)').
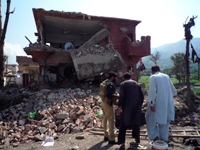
top-left (148, 72), bottom-right (176, 124)
top-left (117, 72), bottom-right (144, 150)
top-left (146, 64), bottom-right (177, 142)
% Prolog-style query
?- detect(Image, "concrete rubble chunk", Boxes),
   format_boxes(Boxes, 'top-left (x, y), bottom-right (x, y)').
top-left (34, 134), bottom-right (44, 141)
top-left (11, 142), bottom-right (20, 147)
top-left (39, 127), bottom-right (47, 134)
top-left (4, 137), bottom-right (11, 146)
top-left (83, 114), bottom-right (91, 123)
top-left (57, 125), bottom-right (65, 132)
top-left (18, 119), bottom-right (26, 126)
top-left (56, 113), bottom-right (69, 120)
top-left (47, 93), bottom-right (56, 101)
top-left (75, 134), bottom-right (84, 139)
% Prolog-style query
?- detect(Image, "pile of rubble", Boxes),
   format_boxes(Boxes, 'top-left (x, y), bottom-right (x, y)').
top-left (1, 85), bottom-right (200, 148)
top-left (0, 87), bottom-right (103, 147)
top-left (71, 44), bottom-right (118, 57)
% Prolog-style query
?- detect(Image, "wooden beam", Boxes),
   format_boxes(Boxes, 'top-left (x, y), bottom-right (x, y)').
top-left (90, 128), bottom-right (200, 138)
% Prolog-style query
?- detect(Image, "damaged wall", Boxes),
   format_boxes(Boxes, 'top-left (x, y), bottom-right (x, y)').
top-left (23, 9), bottom-right (151, 85)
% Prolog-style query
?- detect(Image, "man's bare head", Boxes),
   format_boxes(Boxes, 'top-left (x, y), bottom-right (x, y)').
top-left (151, 64), bottom-right (160, 74)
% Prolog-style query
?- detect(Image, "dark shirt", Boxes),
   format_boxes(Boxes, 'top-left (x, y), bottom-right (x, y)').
top-left (118, 79), bottom-right (144, 126)
top-left (106, 82), bottom-right (115, 99)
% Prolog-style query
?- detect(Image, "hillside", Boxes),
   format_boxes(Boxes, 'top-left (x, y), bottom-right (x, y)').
top-left (142, 37), bottom-right (200, 69)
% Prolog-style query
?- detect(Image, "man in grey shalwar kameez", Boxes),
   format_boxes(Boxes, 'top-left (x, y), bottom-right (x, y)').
top-left (146, 64), bottom-right (177, 142)
top-left (117, 72), bottom-right (144, 150)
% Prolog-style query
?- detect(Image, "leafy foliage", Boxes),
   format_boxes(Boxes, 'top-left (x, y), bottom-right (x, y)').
top-left (193, 88), bottom-right (200, 97)
top-left (170, 53), bottom-right (186, 83)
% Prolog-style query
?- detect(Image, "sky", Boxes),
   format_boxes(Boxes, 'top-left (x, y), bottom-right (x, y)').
top-left (1, 0), bottom-right (200, 64)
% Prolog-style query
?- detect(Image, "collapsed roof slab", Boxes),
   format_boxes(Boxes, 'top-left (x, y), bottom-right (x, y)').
top-left (24, 44), bottom-right (73, 66)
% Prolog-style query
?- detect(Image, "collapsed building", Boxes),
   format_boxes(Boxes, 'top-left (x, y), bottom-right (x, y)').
top-left (23, 8), bottom-right (150, 86)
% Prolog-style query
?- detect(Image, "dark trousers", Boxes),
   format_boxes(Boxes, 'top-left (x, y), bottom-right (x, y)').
top-left (118, 115), bottom-right (140, 144)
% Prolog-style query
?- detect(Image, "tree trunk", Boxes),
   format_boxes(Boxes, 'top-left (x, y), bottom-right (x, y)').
top-left (185, 39), bottom-right (194, 109)
top-left (0, 0), bottom-right (11, 88)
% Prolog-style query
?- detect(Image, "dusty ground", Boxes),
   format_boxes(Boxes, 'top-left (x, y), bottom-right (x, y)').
top-left (5, 125), bottom-right (199, 150)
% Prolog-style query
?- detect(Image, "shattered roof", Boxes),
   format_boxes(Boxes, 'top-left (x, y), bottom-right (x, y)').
top-left (33, 8), bottom-right (141, 44)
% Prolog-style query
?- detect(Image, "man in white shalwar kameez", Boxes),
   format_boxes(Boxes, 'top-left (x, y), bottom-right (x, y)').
top-left (146, 64), bottom-right (177, 142)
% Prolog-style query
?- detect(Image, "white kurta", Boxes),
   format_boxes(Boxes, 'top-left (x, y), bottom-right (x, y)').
top-left (147, 72), bottom-right (177, 124)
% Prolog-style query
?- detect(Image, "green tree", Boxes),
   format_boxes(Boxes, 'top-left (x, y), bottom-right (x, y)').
top-left (170, 53), bottom-right (187, 84)
top-left (162, 68), bottom-right (172, 77)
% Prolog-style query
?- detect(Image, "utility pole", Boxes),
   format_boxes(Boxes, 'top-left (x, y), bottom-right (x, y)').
top-left (183, 16), bottom-right (197, 109)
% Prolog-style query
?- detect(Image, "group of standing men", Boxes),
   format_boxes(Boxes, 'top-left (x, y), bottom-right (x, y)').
top-left (100, 64), bottom-right (177, 150)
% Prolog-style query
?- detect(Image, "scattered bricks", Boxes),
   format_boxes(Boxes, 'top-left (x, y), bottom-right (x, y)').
top-left (76, 109), bottom-right (85, 116)
top-left (39, 120), bottom-right (47, 126)
top-left (40, 110), bottom-right (47, 116)
top-left (27, 130), bottom-right (33, 135)
top-left (77, 105), bottom-right (84, 110)
top-left (21, 136), bottom-right (28, 142)
top-left (75, 118), bottom-right (81, 125)
top-left (13, 137), bottom-right (19, 142)
top-left (68, 104), bottom-right (75, 109)
top-left (27, 135), bottom-right (34, 139)
top-left (14, 132), bottom-right (21, 139)
top-left (24, 124), bottom-right (32, 131)
top-left (18, 126), bottom-right (25, 131)
top-left (0, 87), bottom-right (107, 148)
top-left (49, 122), bottom-right (56, 129)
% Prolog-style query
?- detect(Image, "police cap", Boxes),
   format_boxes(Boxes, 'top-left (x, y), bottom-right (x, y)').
top-left (109, 71), bottom-right (117, 77)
